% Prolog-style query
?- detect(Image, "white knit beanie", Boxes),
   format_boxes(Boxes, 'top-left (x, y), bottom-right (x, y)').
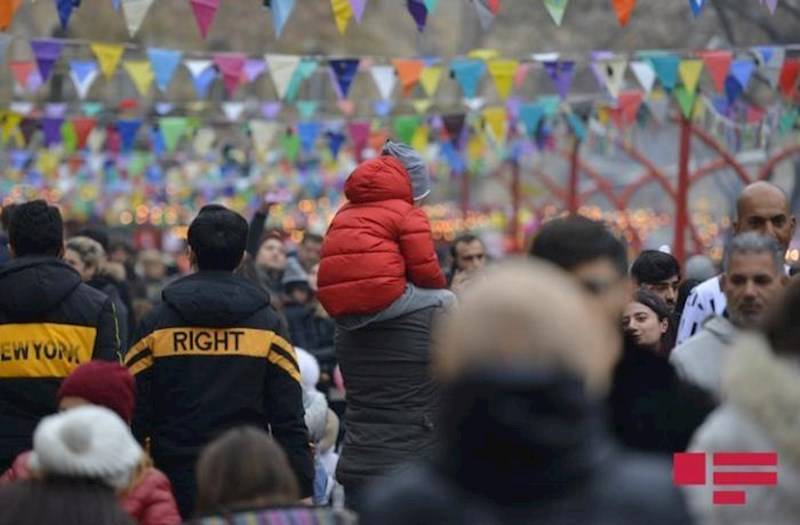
top-left (29, 405), bottom-right (143, 490)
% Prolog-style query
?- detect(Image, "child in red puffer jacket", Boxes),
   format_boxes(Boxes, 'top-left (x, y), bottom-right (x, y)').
top-left (317, 141), bottom-right (454, 328)
top-left (0, 361), bottom-right (181, 525)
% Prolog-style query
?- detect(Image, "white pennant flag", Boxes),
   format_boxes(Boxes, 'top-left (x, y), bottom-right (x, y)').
top-left (265, 54), bottom-right (301, 100)
top-left (370, 65), bottom-right (397, 100)
top-left (249, 119), bottom-right (281, 154)
top-left (193, 128), bottom-right (216, 155)
top-left (9, 102), bottom-right (34, 116)
top-left (222, 102), bottom-right (246, 121)
top-left (463, 97), bottom-right (486, 111)
top-left (599, 58), bottom-right (628, 99)
top-left (630, 60), bottom-right (656, 94)
top-left (122, 0), bottom-right (155, 37)
top-left (185, 59), bottom-right (213, 78)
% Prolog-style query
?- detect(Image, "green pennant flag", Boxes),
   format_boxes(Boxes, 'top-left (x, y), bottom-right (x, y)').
top-left (779, 108), bottom-right (799, 136)
top-left (393, 115), bottom-right (422, 145)
top-left (62, 121), bottom-right (78, 153)
top-left (160, 117), bottom-right (189, 152)
top-left (674, 86), bottom-right (696, 119)
top-left (130, 151), bottom-right (150, 176)
top-left (282, 131), bottom-right (300, 162)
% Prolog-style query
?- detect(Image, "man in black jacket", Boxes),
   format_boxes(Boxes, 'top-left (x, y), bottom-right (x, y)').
top-left (0, 200), bottom-right (120, 470)
top-left (124, 204), bottom-right (313, 518)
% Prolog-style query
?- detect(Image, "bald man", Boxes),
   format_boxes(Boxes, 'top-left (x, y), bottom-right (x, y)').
top-left (677, 182), bottom-right (796, 344)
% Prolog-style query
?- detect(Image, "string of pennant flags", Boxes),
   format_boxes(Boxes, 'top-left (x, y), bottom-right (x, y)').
top-left (0, 0), bottom-right (787, 38)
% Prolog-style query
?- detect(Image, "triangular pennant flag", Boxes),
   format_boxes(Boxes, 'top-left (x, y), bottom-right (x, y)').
top-left (674, 86), bottom-right (696, 119)
top-left (543, 60), bottom-right (575, 100)
top-left (116, 120), bottom-right (140, 152)
top-left (611, 0), bottom-right (636, 26)
top-left (261, 101), bottom-right (283, 119)
top-left (298, 121), bottom-right (321, 152)
top-left (464, 97), bottom-right (485, 112)
top-left (678, 59), bottom-right (703, 95)
top-left (372, 100), bottom-right (394, 117)
top-left (330, 59), bottom-right (360, 97)
top-left (112, 0), bottom-right (121, 11)
top-left (543, 0), bottom-right (568, 26)
top-left (688, 0), bottom-right (704, 16)
top-left (350, 0), bottom-right (367, 22)
top-left (222, 102), bottom-right (246, 121)
top-left (185, 59), bottom-right (216, 97)
top-left (443, 113), bottom-right (466, 144)
top-left (725, 76), bottom-right (743, 103)
top-left (698, 50), bottom-right (732, 93)
top-left (630, 60), bottom-right (657, 93)
top-left (598, 58), bottom-right (627, 98)
top-left (282, 131), bottom-right (300, 162)
top-left (45, 103), bottom-right (68, 118)
top-left (410, 124), bottom-right (428, 153)
top-left (285, 59), bottom-right (318, 102)
top-left (30, 39), bottom-right (64, 82)
top-left (159, 117), bottom-right (188, 152)
top-left (612, 90), bottom-right (643, 127)
top-left (761, 0), bottom-right (778, 14)
top-left (649, 54), bottom-right (680, 92)
top-left (82, 102), bottom-right (103, 117)
top-left (244, 59), bottom-right (266, 82)
top-left (69, 60), bottom-right (99, 99)
top-left (155, 102), bottom-right (174, 115)
top-left (0, 2), bottom-right (18, 31)
top-left (393, 59), bottom-right (424, 97)
top-left (371, 65), bottom-right (397, 100)
top-left (348, 120), bottom-right (371, 160)
top-left (42, 117), bottom-right (64, 147)
top-left (9, 61), bottom-right (39, 92)
top-left (296, 100), bottom-right (319, 119)
top-left (91, 43), bottom-right (125, 80)
top-left (483, 106), bottom-right (507, 144)
top-left (0, 34), bottom-right (13, 64)
top-left (71, 117), bottom-right (96, 149)
top-left (451, 59), bottom-right (486, 99)
top-left (0, 112), bottom-right (23, 144)
top-left (147, 48), bottom-right (183, 92)
top-left (424, 0), bottom-right (439, 13)
top-left (331, 0), bottom-right (353, 34)
top-left (566, 113), bottom-right (586, 141)
top-left (487, 59), bottom-right (518, 100)
top-left (214, 53), bottom-right (247, 97)
top-left (9, 102), bottom-right (33, 116)
top-left (327, 130), bottom-right (347, 159)
top-left (121, 0), bottom-right (154, 37)
top-left (779, 108), bottom-right (798, 136)
top-left (123, 60), bottom-right (154, 96)
top-left (731, 59), bottom-right (755, 89)
top-left (271, 0), bottom-right (296, 38)
top-left (407, 0), bottom-right (428, 32)
top-left (420, 66), bottom-right (442, 96)
top-left (55, 0), bottom-right (75, 29)
top-left (394, 115), bottom-right (422, 144)
top-left (779, 58), bottom-right (799, 99)
top-left (762, 47), bottom-right (785, 89)
top-left (412, 99), bottom-right (433, 114)
top-left (472, 0), bottom-right (498, 30)
top-left (266, 54), bottom-right (302, 99)
top-left (193, 127), bottom-right (215, 155)
top-left (190, 0), bottom-right (219, 39)
top-left (518, 103), bottom-right (544, 136)
top-left (249, 120), bottom-right (280, 155)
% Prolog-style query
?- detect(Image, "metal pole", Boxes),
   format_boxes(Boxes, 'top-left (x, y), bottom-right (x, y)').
top-left (674, 117), bottom-right (692, 263)
top-left (568, 137), bottom-right (580, 214)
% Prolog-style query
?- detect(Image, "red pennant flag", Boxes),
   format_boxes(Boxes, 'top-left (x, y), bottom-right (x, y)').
top-left (9, 61), bottom-right (36, 90)
top-left (189, 0), bottom-right (220, 39)
top-left (614, 90), bottom-right (643, 128)
top-left (779, 58), bottom-right (800, 100)
top-left (611, 0), bottom-right (636, 26)
top-left (213, 53), bottom-right (247, 97)
top-left (71, 117), bottom-right (97, 149)
top-left (697, 50), bottom-right (732, 93)
top-left (487, 0), bottom-right (501, 15)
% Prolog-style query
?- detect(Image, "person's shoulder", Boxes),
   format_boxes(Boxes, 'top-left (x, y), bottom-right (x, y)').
top-left (70, 281), bottom-right (112, 309)
top-left (362, 465), bottom-right (460, 524)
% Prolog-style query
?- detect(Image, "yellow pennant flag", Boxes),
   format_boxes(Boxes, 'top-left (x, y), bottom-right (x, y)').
top-left (483, 106), bottom-right (507, 144)
top-left (420, 66), bottom-right (442, 97)
top-left (411, 99), bottom-right (433, 114)
top-left (1, 111), bottom-right (23, 144)
top-left (487, 59), bottom-right (519, 100)
top-left (679, 59), bottom-right (704, 96)
top-left (330, 0), bottom-right (353, 34)
top-left (467, 134), bottom-right (485, 162)
top-left (468, 49), bottom-right (500, 61)
top-left (411, 125), bottom-right (428, 152)
top-left (123, 60), bottom-right (154, 96)
top-left (91, 43), bottom-right (125, 80)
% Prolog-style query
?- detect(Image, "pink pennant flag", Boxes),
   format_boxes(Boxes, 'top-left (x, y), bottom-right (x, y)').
top-left (213, 53), bottom-right (247, 97)
top-left (189, 0), bottom-right (220, 39)
top-left (350, 0), bottom-right (367, 22)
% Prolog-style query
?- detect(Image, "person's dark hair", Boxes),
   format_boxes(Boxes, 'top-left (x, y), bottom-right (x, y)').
top-left (1, 203), bottom-right (18, 231)
top-left (632, 289), bottom-right (671, 322)
top-left (450, 233), bottom-right (483, 258)
top-left (529, 216), bottom-right (628, 277)
top-left (764, 278), bottom-right (800, 357)
top-left (188, 204), bottom-right (248, 272)
top-left (301, 232), bottom-right (323, 245)
top-left (0, 478), bottom-right (133, 525)
top-left (8, 200), bottom-right (64, 257)
top-left (676, 278), bottom-right (702, 318)
top-left (630, 250), bottom-right (680, 285)
top-left (195, 426), bottom-right (299, 514)
top-left (77, 226), bottom-right (110, 253)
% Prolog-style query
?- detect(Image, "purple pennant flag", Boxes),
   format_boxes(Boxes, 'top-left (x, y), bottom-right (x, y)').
top-left (11, 150), bottom-right (32, 170)
top-left (350, 0), bottom-right (368, 22)
top-left (544, 60), bottom-right (575, 100)
top-left (589, 50), bottom-right (614, 91)
top-left (30, 39), bottom-right (64, 82)
top-left (41, 117), bottom-right (65, 147)
top-left (407, 0), bottom-right (428, 32)
top-left (244, 59), bottom-right (266, 82)
top-left (261, 102), bottom-right (283, 119)
top-left (45, 103), bottom-right (68, 118)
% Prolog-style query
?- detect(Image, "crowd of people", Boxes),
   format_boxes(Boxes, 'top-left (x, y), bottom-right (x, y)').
top-left (0, 140), bottom-right (799, 524)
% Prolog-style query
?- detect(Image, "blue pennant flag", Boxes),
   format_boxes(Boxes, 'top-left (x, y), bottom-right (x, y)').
top-left (55, 0), bottom-right (76, 29)
top-left (298, 121), bottom-right (321, 153)
top-left (688, 0), bottom-right (704, 17)
top-left (148, 48), bottom-right (184, 92)
top-left (518, 103), bottom-right (544, 137)
top-left (117, 119), bottom-right (142, 152)
top-left (330, 59), bottom-right (361, 98)
top-left (271, 0), bottom-right (296, 38)
top-left (451, 59), bottom-right (486, 99)
top-left (731, 59), bottom-right (755, 88)
top-left (326, 131), bottom-right (346, 159)
top-left (649, 54), bottom-right (680, 92)
top-left (372, 100), bottom-right (393, 117)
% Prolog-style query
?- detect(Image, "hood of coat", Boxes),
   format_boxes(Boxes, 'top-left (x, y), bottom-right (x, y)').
top-left (703, 315), bottom-right (737, 344)
top-left (344, 156), bottom-right (413, 205)
top-left (162, 271), bottom-right (269, 327)
top-left (723, 333), bottom-right (800, 468)
top-left (0, 257), bottom-right (82, 320)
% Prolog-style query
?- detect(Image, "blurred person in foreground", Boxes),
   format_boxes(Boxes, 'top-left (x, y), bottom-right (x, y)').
top-left (124, 204), bottom-right (312, 518)
top-left (671, 232), bottom-right (788, 398)
top-left (0, 200), bottom-right (120, 471)
top-left (677, 181), bottom-right (796, 344)
top-left (0, 203), bottom-right (17, 266)
top-left (684, 278), bottom-right (800, 525)
top-left (362, 260), bottom-right (691, 525)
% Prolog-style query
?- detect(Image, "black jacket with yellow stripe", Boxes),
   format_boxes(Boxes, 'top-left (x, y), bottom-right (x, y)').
top-left (124, 271), bottom-right (313, 497)
top-left (0, 257), bottom-right (121, 468)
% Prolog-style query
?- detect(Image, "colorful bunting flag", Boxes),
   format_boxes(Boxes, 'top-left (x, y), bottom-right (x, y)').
top-left (71, 117), bottom-right (96, 149)
top-left (407, 0), bottom-right (427, 32)
top-left (244, 59), bottom-right (266, 82)
top-left (282, 130), bottom-right (300, 162)
top-left (674, 86), bottom-right (696, 119)
top-left (42, 117), bottom-right (65, 147)
top-left (159, 117), bottom-right (189, 152)
top-left (331, 0), bottom-right (353, 34)
top-left (730, 59), bottom-right (755, 89)
top-left (147, 48), bottom-right (183, 92)
top-left (649, 54), bottom-right (680, 91)
top-left (611, 0), bottom-right (636, 26)
top-left (190, 0), bottom-right (220, 39)
top-left (420, 66), bottom-right (442, 96)
top-left (424, 0), bottom-right (438, 13)
top-left (394, 115), bottom-right (421, 144)
top-left (487, 59), bottom-right (518, 100)
top-left (261, 101), bottom-right (283, 119)
top-left (483, 106), bottom-right (507, 144)
top-left (779, 58), bottom-right (799, 99)
top-left (0, 111), bottom-right (23, 145)
top-left (266, 54), bottom-right (302, 100)
top-left (337, 100), bottom-right (355, 116)
top-left (296, 100), bottom-right (319, 119)
top-left (393, 59), bottom-right (424, 97)
top-left (55, 0), bottom-right (75, 29)
top-left (123, 60), bottom-right (154, 96)
top-left (9, 61), bottom-right (39, 92)
top-left (185, 60), bottom-right (216, 97)
top-left (543, 0), bottom-right (568, 26)
top-left (678, 59), bottom-right (703, 95)
top-left (45, 103), bottom-right (68, 118)
top-left (472, 0), bottom-right (499, 30)
top-left (91, 43), bottom-right (125, 80)
top-left (327, 130), bottom-right (347, 158)
top-left (371, 65), bottom-right (397, 100)
top-left (154, 102), bottom-right (174, 115)
top-left (761, 0), bottom-right (778, 14)
top-left (286, 59), bottom-right (318, 102)
top-left (121, 0), bottom-right (154, 37)
top-left (350, 0), bottom-right (367, 22)
top-left (613, 90), bottom-right (643, 127)
top-left (81, 102), bottom-right (103, 117)
top-left (442, 113), bottom-right (466, 145)
top-left (298, 121), bottom-right (321, 152)
top-left (762, 47), bottom-right (785, 89)
top-left (451, 59), bottom-right (486, 99)
top-left (330, 58), bottom-right (360, 98)
top-left (271, 0), bottom-right (295, 38)
top-left (697, 50), bottom-right (732, 93)
top-left (688, 0), bottom-right (704, 16)
top-left (518, 103), bottom-right (544, 136)
top-left (30, 39), bottom-right (63, 83)
top-left (117, 119), bottom-right (142, 152)
top-left (348, 120), bottom-right (371, 160)
top-left (598, 58), bottom-right (627, 98)
top-left (222, 102), bottom-right (246, 121)
top-left (372, 100), bottom-right (393, 117)
top-left (213, 53), bottom-right (246, 97)
top-left (69, 60), bottom-right (99, 99)
top-left (0, 1), bottom-right (18, 31)
top-left (543, 60), bottom-right (575, 100)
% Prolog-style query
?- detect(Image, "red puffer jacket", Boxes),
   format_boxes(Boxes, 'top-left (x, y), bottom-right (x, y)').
top-left (318, 156), bottom-right (446, 317)
top-left (0, 451), bottom-right (181, 525)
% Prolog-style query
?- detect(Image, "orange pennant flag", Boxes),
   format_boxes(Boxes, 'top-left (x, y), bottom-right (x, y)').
top-left (611, 0), bottom-right (636, 26)
top-left (0, 0), bottom-right (22, 30)
top-left (392, 59), bottom-right (424, 97)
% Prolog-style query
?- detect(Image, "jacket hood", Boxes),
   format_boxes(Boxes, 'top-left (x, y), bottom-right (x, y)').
top-left (724, 333), bottom-right (800, 468)
top-left (437, 367), bottom-right (612, 504)
top-left (344, 156), bottom-right (413, 204)
top-left (0, 257), bottom-right (82, 319)
top-left (162, 271), bottom-right (270, 327)
top-left (704, 315), bottom-right (737, 344)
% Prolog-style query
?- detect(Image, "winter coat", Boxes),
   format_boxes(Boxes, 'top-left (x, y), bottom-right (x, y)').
top-left (1, 451), bottom-right (181, 525)
top-left (670, 315), bottom-right (737, 397)
top-left (124, 271), bottom-right (313, 514)
top-left (0, 257), bottom-right (120, 469)
top-left (89, 274), bottom-right (131, 352)
top-left (284, 302), bottom-right (335, 357)
top-left (685, 334), bottom-right (800, 525)
top-left (335, 306), bottom-right (440, 493)
top-left (609, 336), bottom-right (717, 454)
top-left (317, 156), bottom-right (445, 318)
top-left (362, 368), bottom-right (692, 525)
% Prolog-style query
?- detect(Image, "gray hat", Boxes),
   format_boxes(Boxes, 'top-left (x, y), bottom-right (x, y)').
top-left (382, 140), bottom-right (431, 201)
top-left (282, 257), bottom-right (310, 288)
